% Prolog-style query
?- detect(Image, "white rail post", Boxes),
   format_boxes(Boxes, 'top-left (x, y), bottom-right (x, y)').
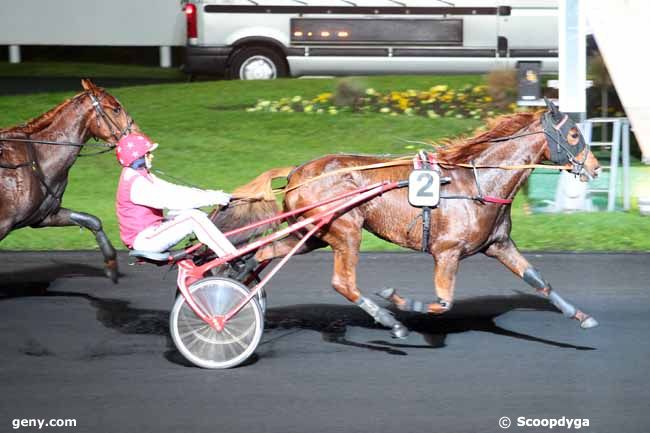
top-left (558, 0), bottom-right (587, 121)
top-left (622, 119), bottom-right (631, 211)
top-left (160, 46), bottom-right (172, 68)
top-left (607, 120), bottom-right (622, 212)
top-left (9, 45), bottom-right (21, 64)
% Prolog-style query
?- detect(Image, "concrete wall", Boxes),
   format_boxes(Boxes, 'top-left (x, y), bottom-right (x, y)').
top-left (0, 0), bottom-right (185, 46)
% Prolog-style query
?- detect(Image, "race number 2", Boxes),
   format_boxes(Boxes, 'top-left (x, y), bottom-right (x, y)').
top-left (408, 169), bottom-right (441, 207)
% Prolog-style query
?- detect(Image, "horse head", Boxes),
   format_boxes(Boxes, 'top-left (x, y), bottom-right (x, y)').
top-left (80, 78), bottom-right (140, 144)
top-left (542, 97), bottom-right (600, 182)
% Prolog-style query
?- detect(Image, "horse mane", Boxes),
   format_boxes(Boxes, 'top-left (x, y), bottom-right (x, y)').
top-left (434, 111), bottom-right (541, 164)
top-left (0, 92), bottom-right (85, 136)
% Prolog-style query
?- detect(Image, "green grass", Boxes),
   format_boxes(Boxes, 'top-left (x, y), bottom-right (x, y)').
top-left (0, 61), bottom-right (184, 80)
top-left (1, 74), bottom-right (649, 252)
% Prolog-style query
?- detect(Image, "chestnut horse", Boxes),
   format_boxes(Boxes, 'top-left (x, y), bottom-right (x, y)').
top-left (0, 79), bottom-right (138, 282)
top-left (217, 101), bottom-right (601, 338)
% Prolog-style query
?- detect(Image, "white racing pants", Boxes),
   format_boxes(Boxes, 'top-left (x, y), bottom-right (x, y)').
top-left (132, 209), bottom-right (236, 257)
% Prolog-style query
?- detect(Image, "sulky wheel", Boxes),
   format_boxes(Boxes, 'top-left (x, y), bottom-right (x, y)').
top-left (208, 260), bottom-right (267, 314)
top-left (170, 277), bottom-right (264, 369)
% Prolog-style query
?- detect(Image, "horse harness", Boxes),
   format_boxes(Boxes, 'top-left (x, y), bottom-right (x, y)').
top-left (409, 150), bottom-right (514, 253)
top-left (411, 151), bottom-right (438, 253)
top-left (0, 91), bottom-right (133, 225)
top-left (408, 103), bottom-right (589, 253)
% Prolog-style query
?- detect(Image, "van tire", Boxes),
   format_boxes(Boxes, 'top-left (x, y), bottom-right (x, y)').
top-left (227, 46), bottom-right (288, 80)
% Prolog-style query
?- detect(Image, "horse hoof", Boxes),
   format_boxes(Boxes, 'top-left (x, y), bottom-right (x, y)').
top-left (105, 260), bottom-right (119, 284)
top-left (580, 316), bottom-right (599, 329)
top-left (377, 288), bottom-right (395, 300)
top-left (390, 324), bottom-right (409, 339)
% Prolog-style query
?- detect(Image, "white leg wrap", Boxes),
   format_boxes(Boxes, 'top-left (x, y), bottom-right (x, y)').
top-left (548, 291), bottom-right (577, 318)
top-left (356, 297), bottom-right (398, 327)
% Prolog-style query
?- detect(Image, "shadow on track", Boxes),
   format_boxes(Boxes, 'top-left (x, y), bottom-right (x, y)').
top-left (264, 293), bottom-right (596, 355)
top-left (0, 262), bottom-right (119, 299)
top-left (0, 263), bottom-right (595, 365)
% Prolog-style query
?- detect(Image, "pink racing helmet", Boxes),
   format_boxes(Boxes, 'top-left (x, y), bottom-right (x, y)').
top-left (115, 133), bottom-right (159, 167)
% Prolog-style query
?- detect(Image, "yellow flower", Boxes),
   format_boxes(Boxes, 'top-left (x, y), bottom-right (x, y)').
top-left (441, 94), bottom-right (454, 103)
top-left (430, 84), bottom-right (448, 93)
top-left (315, 92), bottom-right (333, 103)
top-left (483, 96), bottom-right (493, 103)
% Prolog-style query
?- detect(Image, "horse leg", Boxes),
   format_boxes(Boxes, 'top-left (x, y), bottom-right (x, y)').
top-left (318, 215), bottom-right (409, 339)
top-left (34, 208), bottom-right (119, 283)
top-left (379, 250), bottom-right (460, 315)
top-left (484, 238), bottom-right (598, 329)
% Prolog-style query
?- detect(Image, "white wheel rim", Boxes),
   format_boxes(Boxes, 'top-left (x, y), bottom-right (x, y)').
top-left (171, 278), bottom-right (263, 369)
top-left (239, 55), bottom-right (277, 80)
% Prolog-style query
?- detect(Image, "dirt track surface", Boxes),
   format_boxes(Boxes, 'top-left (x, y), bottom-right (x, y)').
top-left (0, 251), bottom-right (648, 433)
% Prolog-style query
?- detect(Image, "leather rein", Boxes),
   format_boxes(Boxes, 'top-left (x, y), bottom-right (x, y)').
top-left (281, 112), bottom-right (591, 196)
top-left (0, 92), bottom-right (133, 221)
top-left (282, 133), bottom-right (570, 196)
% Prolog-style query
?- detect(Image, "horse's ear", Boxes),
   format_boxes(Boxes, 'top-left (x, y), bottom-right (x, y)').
top-left (544, 97), bottom-right (561, 118)
top-left (81, 78), bottom-right (97, 93)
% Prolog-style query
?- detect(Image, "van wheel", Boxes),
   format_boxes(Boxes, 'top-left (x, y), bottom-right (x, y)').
top-left (228, 47), bottom-right (288, 80)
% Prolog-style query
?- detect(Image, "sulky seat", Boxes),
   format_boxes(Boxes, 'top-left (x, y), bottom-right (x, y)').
top-left (129, 250), bottom-right (171, 263)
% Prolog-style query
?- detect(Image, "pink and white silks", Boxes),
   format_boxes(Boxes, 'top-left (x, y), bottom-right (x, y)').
top-left (116, 167), bottom-right (236, 256)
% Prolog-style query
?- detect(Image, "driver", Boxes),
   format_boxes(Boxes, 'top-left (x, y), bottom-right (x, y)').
top-left (114, 133), bottom-right (236, 257)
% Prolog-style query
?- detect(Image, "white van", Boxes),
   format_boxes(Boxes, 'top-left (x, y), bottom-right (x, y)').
top-left (182, 0), bottom-right (558, 79)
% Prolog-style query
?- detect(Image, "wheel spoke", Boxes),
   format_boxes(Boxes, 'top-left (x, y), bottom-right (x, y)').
top-left (171, 277), bottom-right (263, 369)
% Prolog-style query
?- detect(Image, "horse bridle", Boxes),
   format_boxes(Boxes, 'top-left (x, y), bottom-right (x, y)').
top-left (472, 106), bottom-right (591, 179)
top-left (0, 90), bottom-right (134, 152)
top-left (0, 90), bottom-right (135, 217)
top-left (540, 111), bottom-right (590, 178)
top-left (87, 92), bottom-right (134, 143)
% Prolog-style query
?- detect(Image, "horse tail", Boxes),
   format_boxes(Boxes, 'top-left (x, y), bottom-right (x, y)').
top-left (210, 166), bottom-right (294, 246)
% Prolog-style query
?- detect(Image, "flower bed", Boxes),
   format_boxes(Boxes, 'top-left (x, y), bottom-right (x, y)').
top-left (247, 84), bottom-right (518, 119)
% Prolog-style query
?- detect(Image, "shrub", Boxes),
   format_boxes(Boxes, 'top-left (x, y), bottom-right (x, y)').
top-left (486, 69), bottom-right (518, 109)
